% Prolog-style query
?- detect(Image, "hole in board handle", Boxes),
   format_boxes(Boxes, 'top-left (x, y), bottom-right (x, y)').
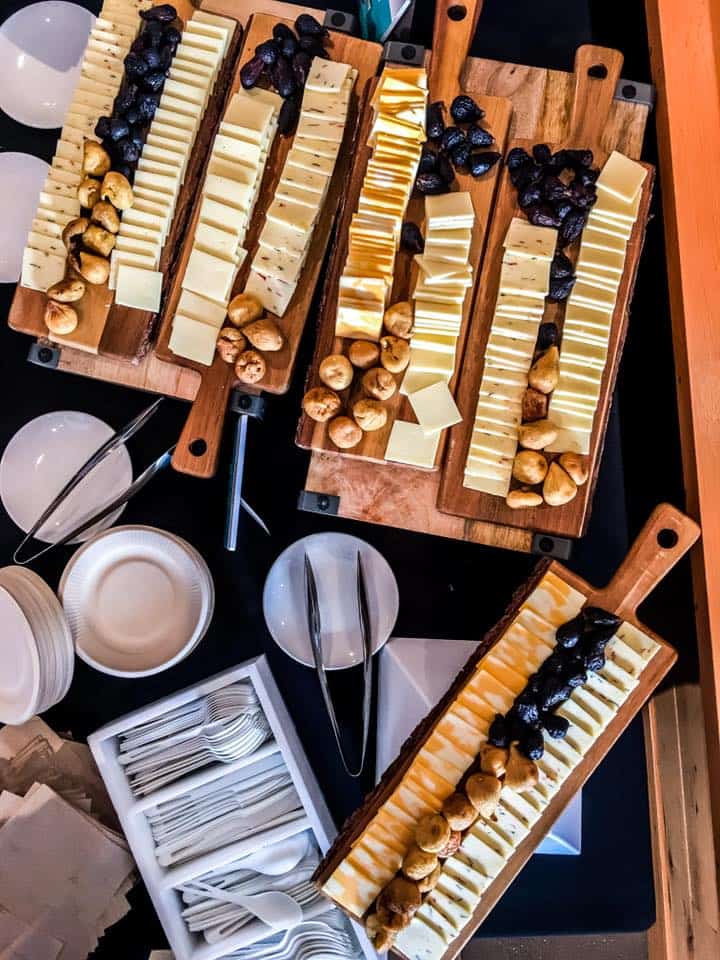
top-left (587, 64), bottom-right (609, 79)
top-left (622, 83), bottom-right (637, 99)
top-left (447, 4), bottom-right (468, 20)
top-left (657, 528), bottom-right (679, 549)
top-left (189, 439), bottom-right (207, 457)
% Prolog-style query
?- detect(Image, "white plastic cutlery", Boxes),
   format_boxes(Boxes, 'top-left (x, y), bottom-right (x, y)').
top-left (185, 882), bottom-right (303, 931)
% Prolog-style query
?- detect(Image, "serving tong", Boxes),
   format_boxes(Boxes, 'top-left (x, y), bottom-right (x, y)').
top-left (303, 550), bottom-right (372, 778)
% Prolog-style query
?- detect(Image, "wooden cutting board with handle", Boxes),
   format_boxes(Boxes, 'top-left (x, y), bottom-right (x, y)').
top-left (438, 44), bottom-right (654, 537)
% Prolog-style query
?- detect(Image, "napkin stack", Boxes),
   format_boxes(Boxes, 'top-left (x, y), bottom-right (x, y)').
top-left (0, 718), bottom-right (135, 960)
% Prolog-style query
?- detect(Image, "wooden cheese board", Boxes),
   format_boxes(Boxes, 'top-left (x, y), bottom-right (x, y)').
top-left (437, 45), bottom-right (655, 538)
top-left (153, 10), bottom-right (382, 479)
top-left (296, 0), bottom-right (512, 466)
top-left (314, 503), bottom-right (700, 957)
top-left (301, 44), bottom-right (653, 553)
top-left (7, 1), bottom-right (244, 359)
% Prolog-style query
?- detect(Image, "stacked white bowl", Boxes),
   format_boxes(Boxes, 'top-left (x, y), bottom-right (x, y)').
top-left (0, 565), bottom-right (74, 724)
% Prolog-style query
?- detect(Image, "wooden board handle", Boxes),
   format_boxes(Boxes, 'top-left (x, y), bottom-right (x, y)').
top-left (430, 0), bottom-right (483, 102)
top-left (589, 503), bottom-right (701, 619)
top-left (567, 45), bottom-right (624, 148)
top-left (171, 360), bottom-right (233, 479)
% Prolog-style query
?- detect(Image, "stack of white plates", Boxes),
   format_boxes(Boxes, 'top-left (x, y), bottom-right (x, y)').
top-left (0, 565), bottom-right (74, 724)
top-left (59, 526), bottom-right (215, 678)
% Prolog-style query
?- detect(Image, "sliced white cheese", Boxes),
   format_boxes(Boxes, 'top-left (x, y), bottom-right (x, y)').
top-left (115, 264), bottom-right (162, 312)
top-left (169, 314), bottom-right (218, 366)
top-left (20, 247), bottom-right (66, 291)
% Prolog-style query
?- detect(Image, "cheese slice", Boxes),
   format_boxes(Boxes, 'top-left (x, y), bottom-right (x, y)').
top-left (425, 191), bottom-right (475, 226)
top-left (183, 248), bottom-right (239, 303)
top-left (194, 221), bottom-right (240, 261)
top-left (306, 59), bottom-right (351, 93)
top-left (407, 380), bottom-right (462, 435)
top-left (595, 150), bottom-right (647, 203)
top-left (504, 217), bottom-right (557, 260)
top-left (498, 255), bottom-right (551, 298)
top-left (169, 314), bottom-right (218, 366)
top-left (244, 269), bottom-right (296, 316)
top-left (384, 420), bottom-right (441, 468)
top-left (203, 172), bottom-right (255, 210)
top-left (20, 247), bottom-right (65, 291)
top-left (115, 265), bottom-right (162, 311)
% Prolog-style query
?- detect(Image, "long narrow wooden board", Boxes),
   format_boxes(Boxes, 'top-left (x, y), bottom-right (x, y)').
top-left (302, 46), bottom-right (652, 550)
top-left (314, 504), bottom-right (700, 958)
top-left (152, 11), bottom-right (382, 478)
top-left (7, 3), bottom-right (243, 359)
top-left (438, 46), bottom-right (654, 539)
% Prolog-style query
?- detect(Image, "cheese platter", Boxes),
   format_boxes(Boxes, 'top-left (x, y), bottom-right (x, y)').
top-left (314, 503), bottom-right (700, 958)
top-left (296, 0), bottom-right (512, 467)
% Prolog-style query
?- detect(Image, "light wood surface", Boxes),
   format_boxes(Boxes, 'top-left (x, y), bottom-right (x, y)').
top-left (438, 45), bottom-right (655, 538)
top-left (153, 11), bottom-right (382, 477)
top-left (315, 504), bottom-right (698, 958)
top-left (644, 0), bottom-right (720, 886)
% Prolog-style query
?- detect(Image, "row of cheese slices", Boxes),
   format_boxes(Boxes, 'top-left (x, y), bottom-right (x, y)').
top-left (463, 218), bottom-right (559, 496)
top-left (168, 87), bottom-right (281, 365)
top-left (335, 67), bottom-right (428, 343)
top-left (546, 151), bottom-right (648, 455)
top-left (323, 569), bottom-right (660, 959)
top-left (20, 0), bottom-right (151, 293)
top-left (111, 10), bottom-right (237, 314)
top-left (246, 59), bottom-right (356, 319)
top-left (382, 193), bottom-right (475, 469)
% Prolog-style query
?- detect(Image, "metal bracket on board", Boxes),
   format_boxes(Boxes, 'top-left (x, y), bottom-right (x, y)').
top-left (324, 9), bottom-right (358, 35)
top-left (614, 78), bottom-right (655, 110)
top-left (298, 490), bottom-right (341, 517)
top-left (531, 533), bottom-right (573, 560)
top-left (27, 342), bottom-right (60, 369)
top-left (382, 41), bottom-right (426, 67)
top-left (229, 390), bottom-right (266, 421)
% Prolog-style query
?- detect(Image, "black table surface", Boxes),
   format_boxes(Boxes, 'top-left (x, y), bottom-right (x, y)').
top-left (0, 0), bottom-right (699, 956)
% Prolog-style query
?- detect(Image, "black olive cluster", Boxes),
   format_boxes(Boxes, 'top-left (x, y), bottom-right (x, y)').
top-left (507, 144), bottom-right (600, 301)
top-left (93, 4), bottom-right (180, 181)
top-left (488, 605), bottom-right (621, 760)
top-left (400, 221), bottom-right (424, 254)
top-left (240, 15), bottom-right (329, 135)
top-left (415, 96), bottom-right (501, 195)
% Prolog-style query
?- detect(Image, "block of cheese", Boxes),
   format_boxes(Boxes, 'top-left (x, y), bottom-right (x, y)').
top-left (595, 150), bottom-right (647, 203)
top-left (244, 269), bottom-right (296, 317)
top-left (115, 265), bottom-right (162, 312)
top-left (425, 191), bottom-right (475, 228)
top-left (498, 255), bottom-right (552, 298)
top-left (20, 247), bottom-right (66, 291)
top-left (176, 289), bottom-right (227, 329)
top-left (503, 217), bottom-right (557, 260)
top-left (408, 380), bottom-right (462, 435)
top-left (182, 248), bottom-right (239, 303)
top-left (384, 421), bottom-right (441, 468)
top-left (169, 314), bottom-right (218, 366)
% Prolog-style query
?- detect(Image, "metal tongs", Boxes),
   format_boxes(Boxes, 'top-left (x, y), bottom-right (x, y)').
top-left (304, 550), bottom-right (372, 778)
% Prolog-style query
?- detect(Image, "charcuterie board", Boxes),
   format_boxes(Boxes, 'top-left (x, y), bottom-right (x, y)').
top-left (437, 45), bottom-right (654, 538)
top-left (296, 0), bottom-right (512, 467)
top-left (153, 10), bottom-right (381, 478)
top-left (314, 503), bottom-right (700, 959)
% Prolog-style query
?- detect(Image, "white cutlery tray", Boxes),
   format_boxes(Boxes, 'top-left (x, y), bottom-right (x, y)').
top-left (89, 656), bottom-right (376, 960)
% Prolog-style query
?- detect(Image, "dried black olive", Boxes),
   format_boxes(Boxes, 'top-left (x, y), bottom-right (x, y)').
top-left (543, 713), bottom-right (569, 739)
top-left (547, 148), bottom-right (571, 170)
top-left (298, 35), bottom-right (326, 58)
top-left (511, 162), bottom-right (543, 190)
top-left (437, 152), bottom-right (455, 184)
top-left (292, 50), bottom-right (312, 87)
top-left (401, 221), bottom-right (424, 254)
top-left (108, 117), bottom-right (130, 142)
top-left (554, 200), bottom-right (574, 222)
top-left (563, 666), bottom-right (588, 689)
top-left (507, 146), bottom-right (532, 170)
top-left (548, 276), bottom-right (576, 301)
top-left (538, 678), bottom-right (572, 712)
top-left (295, 13), bottom-right (328, 37)
top-left (565, 147), bottom-right (593, 168)
top-left (526, 672), bottom-right (542, 695)
top-left (143, 21), bottom-right (164, 47)
top-left (440, 126), bottom-right (465, 153)
top-left (273, 23), bottom-right (295, 43)
top-left (278, 96), bottom-right (300, 135)
top-left (272, 57), bottom-right (297, 98)
top-left (450, 94), bottom-right (483, 123)
top-left (130, 38), bottom-right (145, 55)
top-left (518, 185), bottom-right (542, 209)
top-left (142, 48), bottom-right (161, 71)
top-left (532, 143), bottom-right (552, 164)
top-left (426, 101), bottom-right (445, 141)
top-left (582, 606), bottom-right (621, 630)
top-left (556, 615), bottom-right (583, 649)
top-left (129, 127), bottom-right (144, 152)
top-left (240, 55), bottom-right (266, 89)
top-left (569, 181), bottom-right (597, 209)
top-left (141, 71), bottom-right (165, 93)
top-left (507, 712), bottom-right (532, 742)
top-left (158, 45), bottom-right (173, 73)
top-left (585, 651), bottom-right (606, 673)
top-left (415, 171), bottom-right (447, 195)
top-left (94, 116), bottom-right (112, 140)
top-left (467, 124), bottom-right (494, 148)
top-left (282, 35), bottom-right (300, 58)
top-left (519, 728), bottom-right (545, 760)
top-left (537, 322), bottom-right (559, 350)
top-left (418, 146), bottom-right (437, 174)
top-left (488, 713), bottom-right (510, 748)
top-left (542, 175), bottom-right (569, 202)
top-left (255, 39), bottom-right (280, 65)
top-left (470, 151), bottom-right (501, 177)
top-left (125, 106), bottom-right (140, 125)
top-left (550, 251), bottom-right (574, 279)
top-left (124, 52), bottom-right (148, 80)
top-left (539, 651), bottom-right (566, 676)
top-left (450, 143), bottom-right (471, 169)
top-left (527, 203), bottom-right (562, 229)
top-left (140, 4), bottom-right (176, 22)
top-left (577, 168), bottom-right (599, 186)
top-left (115, 138), bottom-right (140, 165)
top-left (512, 694), bottom-right (540, 728)
top-left (161, 26), bottom-right (181, 48)
top-left (560, 208), bottom-right (587, 245)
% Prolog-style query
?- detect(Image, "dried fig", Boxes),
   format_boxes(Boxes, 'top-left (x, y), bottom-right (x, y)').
top-left (528, 346), bottom-right (559, 394)
top-left (512, 450), bottom-right (548, 485)
top-left (380, 335), bottom-right (410, 374)
top-left (352, 399), bottom-right (387, 432)
top-left (518, 419), bottom-right (558, 450)
top-left (327, 416), bottom-right (362, 450)
top-left (543, 461), bottom-right (578, 506)
top-left (47, 278), bottom-right (85, 303)
top-left (244, 317), bottom-right (284, 351)
top-left (302, 387), bottom-right (341, 422)
top-left (44, 300), bottom-right (78, 335)
top-left (559, 452), bottom-right (589, 485)
top-left (319, 354), bottom-right (353, 390)
top-left (383, 301), bottom-right (414, 339)
top-left (506, 488), bottom-right (543, 509)
top-left (348, 340), bottom-right (380, 370)
top-left (216, 326), bottom-right (246, 364)
top-left (235, 349), bottom-right (266, 384)
top-left (362, 367), bottom-right (396, 401)
top-left (227, 292), bottom-right (263, 328)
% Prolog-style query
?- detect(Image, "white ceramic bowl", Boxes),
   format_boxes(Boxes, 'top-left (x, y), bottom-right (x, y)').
top-left (0, 1), bottom-right (94, 128)
top-left (59, 526), bottom-right (215, 678)
top-left (0, 152), bottom-right (50, 283)
top-left (263, 532), bottom-right (399, 670)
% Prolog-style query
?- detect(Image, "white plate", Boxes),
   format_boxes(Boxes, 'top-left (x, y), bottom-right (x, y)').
top-left (0, 152), bottom-right (50, 283)
top-left (0, 410), bottom-right (132, 543)
top-left (59, 525), bottom-right (214, 677)
top-left (0, 584), bottom-right (40, 724)
top-left (0, 2), bottom-right (94, 128)
top-left (262, 533), bottom-right (399, 670)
